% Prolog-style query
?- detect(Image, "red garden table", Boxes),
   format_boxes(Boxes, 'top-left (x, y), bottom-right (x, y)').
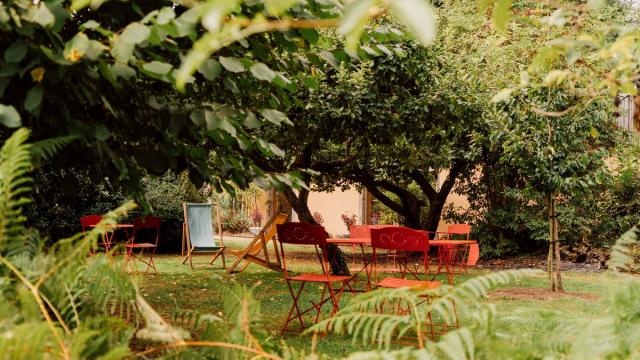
top-left (430, 240), bottom-right (477, 285)
top-left (327, 237), bottom-right (373, 292)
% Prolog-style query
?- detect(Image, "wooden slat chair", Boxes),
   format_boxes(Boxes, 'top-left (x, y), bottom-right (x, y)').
top-left (371, 227), bottom-right (458, 341)
top-left (226, 213), bottom-right (288, 274)
top-left (181, 203), bottom-right (225, 270)
top-left (276, 222), bottom-right (350, 334)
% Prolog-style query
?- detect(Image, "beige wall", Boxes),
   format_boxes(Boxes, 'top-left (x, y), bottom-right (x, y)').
top-left (296, 187), bottom-right (363, 237)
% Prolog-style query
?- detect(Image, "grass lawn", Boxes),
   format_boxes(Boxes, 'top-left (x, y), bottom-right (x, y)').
top-left (131, 238), bottom-right (619, 357)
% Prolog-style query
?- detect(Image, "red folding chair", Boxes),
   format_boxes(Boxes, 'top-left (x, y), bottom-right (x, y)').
top-left (436, 224), bottom-right (474, 276)
top-left (276, 222), bottom-right (350, 334)
top-left (371, 227), bottom-right (458, 341)
top-left (370, 227), bottom-right (438, 289)
top-left (125, 216), bottom-right (161, 274)
top-left (81, 215), bottom-right (106, 253)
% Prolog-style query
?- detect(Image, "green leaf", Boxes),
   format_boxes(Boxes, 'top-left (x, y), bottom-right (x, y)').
top-left (0, 104), bottom-right (21, 128)
top-left (303, 76), bottom-right (319, 89)
top-left (156, 7), bottom-right (175, 25)
top-left (120, 22), bottom-right (150, 44)
top-left (338, 0), bottom-right (374, 54)
top-left (249, 62), bottom-right (276, 81)
top-left (79, 20), bottom-right (100, 30)
top-left (24, 85), bottom-right (43, 113)
top-left (390, 0), bottom-right (437, 46)
top-left (202, 1), bottom-right (239, 31)
top-left (259, 109), bottom-right (292, 126)
top-left (63, 33), bottom-right (90, 62)
top-left (492, 0), bottom-right (512, 33)
top-left (491, 88), bottom-right (513, 103)
top-left (4, 41), bottom-right (27, 63)
top-left (219, 56), bottom-right (246, 73)
top-left (27, 3), bottom-right (55, 28)
top-left (243, 112), bottom-right (261, 129)
top-left (197, 59), bottom-right (222, 81)
top-left (0, 78), bottom-right (9, 97)
top-left (110, 37), bottom-right (135, 63)
top-left (110, 62), bottom-right (136, 80)
top-left (264, 0), bottom-right (299, 16)
top-left (142, 61), bottom-right (173, 76)
top-left (92, 124), bottom-right (111, 140)
top-left (299, 29), bottom-right (319, 44)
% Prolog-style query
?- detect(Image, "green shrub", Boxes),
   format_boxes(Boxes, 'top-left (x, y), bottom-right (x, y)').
top-left (222, 213), bottom-right (252, 234)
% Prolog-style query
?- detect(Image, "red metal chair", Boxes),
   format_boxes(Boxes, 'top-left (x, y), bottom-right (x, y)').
top-left (370, 227), bottom-right (437, 288)
top-left (276, 222), bottom-right (350, 334)
top-left (81, 215), bottom-right (106, 253)
top-left (370, 227), bottom-right (452, 341)
top-left (371, 227), bottom-right (460, 341)
top-left (125, 216), bottom-right (161, 274)
top-left (436, 224), bottom-right (475, 276)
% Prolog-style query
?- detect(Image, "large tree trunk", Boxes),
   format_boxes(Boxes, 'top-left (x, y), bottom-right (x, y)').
top-left (546, 193), bottom-right (564, 292)
top-left (422, 196), bottom-right (446, 233)
top-left (282, 187), bottom-right (350, 276)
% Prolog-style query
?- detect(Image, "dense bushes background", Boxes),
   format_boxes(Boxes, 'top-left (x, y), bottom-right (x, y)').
top-left (25, 169), bottom-right (205, 252)
top-left (444, 135), bottom-right (640, 258)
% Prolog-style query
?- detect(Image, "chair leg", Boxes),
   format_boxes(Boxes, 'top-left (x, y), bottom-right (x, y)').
top-left (282, 280), bottom-right (306, 334)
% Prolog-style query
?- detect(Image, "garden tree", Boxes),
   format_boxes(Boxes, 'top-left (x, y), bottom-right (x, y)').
top-left (253, 37), bottom-right (485, 232)
top-left (493, 88), bottom-right (616, 292)
top-left (308, 42), bottom-right (484, 231)
top-left (427, 0), bottom-right (626, 258)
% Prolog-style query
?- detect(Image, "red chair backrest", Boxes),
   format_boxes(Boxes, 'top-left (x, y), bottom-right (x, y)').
top-left (80, 215), bottom-right (102, 231)
top-left (134, 216), bottom-right (161, 229)
top-left (349, 224), bottom-right (396, 239)
top-left (133, 216), bottom-right (161, 245)
top-left (370, 227), bottom-right (428, 252)
top-left (447, 224), bottom-right (471, 239)
top-left (276, 222), bottom-right (330, 277)
top-left (277, 222), bottom-right (327, 246)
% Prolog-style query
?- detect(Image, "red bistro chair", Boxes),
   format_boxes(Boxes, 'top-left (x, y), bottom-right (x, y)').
top-left (276, 222), bottom-right (350, 334)
top-left (81, 215), bottom-right (106, 253)
top-left (436, 224), bottom-right (475, 276)
top-left (370, 227), bottom-right (438, 288)
top-left (125, 216), bottom-right (161, 274)
top-left (371, 227), bottom-right (458, 341)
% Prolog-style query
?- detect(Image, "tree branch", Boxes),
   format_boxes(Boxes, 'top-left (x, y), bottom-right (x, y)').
top-left (410, 170), bottom-right (436, 200)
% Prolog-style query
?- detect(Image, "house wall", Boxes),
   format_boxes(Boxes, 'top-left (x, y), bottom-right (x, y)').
top-left (304, 187), bottom-right (363, 237)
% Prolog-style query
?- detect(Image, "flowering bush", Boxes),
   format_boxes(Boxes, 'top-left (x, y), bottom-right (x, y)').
top-left (250, 209), bottom-right (263, 226)
top-left (341, 212), bottom-right (358, 231)
top-left (313, 211), bottom-right (324, 225)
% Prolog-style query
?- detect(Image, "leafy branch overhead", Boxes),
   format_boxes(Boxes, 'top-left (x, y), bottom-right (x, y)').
top-left (0, 0), bottom-right (445, 199)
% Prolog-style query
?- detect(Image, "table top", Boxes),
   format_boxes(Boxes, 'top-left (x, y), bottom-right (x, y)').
top-left (327, 238), bottom-right (477, 246)
top-left (327, 237), bottom-right (370, 245)
top-left (430, 240), bottom-right (476, 246)
top-left (90, 224), bottom-right (134, 229)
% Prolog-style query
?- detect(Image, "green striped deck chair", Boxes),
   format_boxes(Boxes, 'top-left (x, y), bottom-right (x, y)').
top-left (181, 203), bottom-right (225, 269)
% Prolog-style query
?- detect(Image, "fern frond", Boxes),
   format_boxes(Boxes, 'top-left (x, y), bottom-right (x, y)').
top-left (311, 269), bottom-right (536, 349)
top-left (609, 224), bottom-right (640, 271)
top-left (30, 135), bottom-right (79, 162)
top-left (0, 128), bottom-right (32, 252)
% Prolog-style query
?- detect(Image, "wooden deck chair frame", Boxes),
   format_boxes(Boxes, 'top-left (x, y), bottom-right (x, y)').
top-left (227, 212), bottom-right (288, 274)
top-left (181, 202), bottom-right (226, 270)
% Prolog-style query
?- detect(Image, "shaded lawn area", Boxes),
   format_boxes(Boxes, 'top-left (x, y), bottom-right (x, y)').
top-left (133, 239), bottom-right (617, 357)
